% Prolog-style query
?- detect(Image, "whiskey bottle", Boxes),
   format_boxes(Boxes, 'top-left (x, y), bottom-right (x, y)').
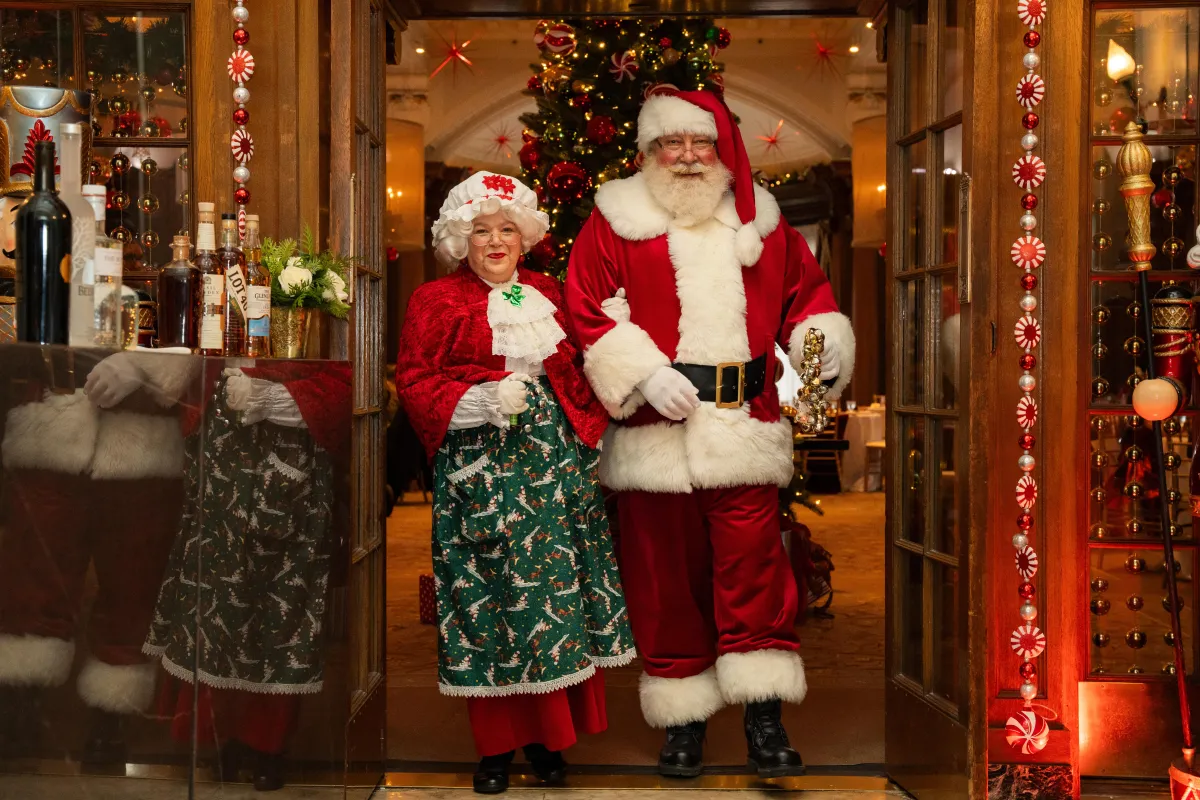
top-left (194, 202), bottom-right (225, 356)
top-left (243, 215), bottom-right (271, 357)
top-left (157, 234), bottom-right (199, 349)
top-left (15, 141), bottom-right (71, 345)
top-left (83, 184), bottom-right (124, 348)
top-left (218, 213), bottom-right (247, 357)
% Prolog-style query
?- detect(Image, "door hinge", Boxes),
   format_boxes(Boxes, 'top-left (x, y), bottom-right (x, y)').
top-left (991, 322), bottom-right (997, 354)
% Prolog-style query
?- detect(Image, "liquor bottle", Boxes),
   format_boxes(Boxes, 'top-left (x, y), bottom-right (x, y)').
top-left (83, 184), bottom-right (124, 348)
top-left (15, 141), bottom-right (71, 345)
top-left (243, 215), bottom-right (271, 357)
top-left (194, 202), bottom-right (225, 356)
top-left (218, 213), bottom-right (247, 356)
top-left (61, 123), bottom-right (95, 347)
top-left (157, 234), bottom-right (199, 349)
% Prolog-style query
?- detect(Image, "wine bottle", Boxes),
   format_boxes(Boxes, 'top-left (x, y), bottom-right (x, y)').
top-left (157, 234), bottom-right (199, 349)
top-left (194, 202), bottom-right (225, 356)
top-left (219, 213), bottom-right (247, 357)
top-left (15, 141), bottom-right (71, 345)
top-left (61, 123), bottom-right (95, 347)
top-left (243, 215), bottom-right (271, 357)
top-left (84, 184), bottom-right (124, 348)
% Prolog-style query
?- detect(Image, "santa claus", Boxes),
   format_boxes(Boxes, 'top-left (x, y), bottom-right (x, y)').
top-left (564, 90), bottom-right (854, 778)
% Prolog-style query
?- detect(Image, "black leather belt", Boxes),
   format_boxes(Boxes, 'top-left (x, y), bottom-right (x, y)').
top-left (672, 354), bottom-right (768, 409)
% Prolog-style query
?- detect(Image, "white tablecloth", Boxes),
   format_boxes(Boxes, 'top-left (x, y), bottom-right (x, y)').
top-left (842, 409), bottom-right (886, 492)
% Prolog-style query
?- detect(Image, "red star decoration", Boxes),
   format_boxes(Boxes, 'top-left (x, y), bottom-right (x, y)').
top-left (431, 33), bottom-right (473, 80)
top-left (806, 33), bottom-right (846, 82)
top-left (756, 119), bottom-right (786, 155)
top-left (488, 127), bottom-right (515, 160)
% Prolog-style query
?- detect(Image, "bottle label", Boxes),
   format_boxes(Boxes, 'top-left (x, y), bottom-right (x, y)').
top-left (94, 247), bottom-right (121, 278)
top-left (227, 264), bottom-right (249, 320)
top-left (247, 285), bottom-right (270, 337)
top-left (203, 273), bottom-right (225, 304)
top-left (200, 314), bottom-right (224, 351)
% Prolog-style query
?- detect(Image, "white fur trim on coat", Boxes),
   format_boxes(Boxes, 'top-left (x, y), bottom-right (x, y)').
top-left (0, 634), bottom-right (74, 687)
top-left (2, 391), bottom-right (96, 475)
top-left (788, 311), bottom-right (856, 400)
top-left (77, 658), bottom-right (156, 714)
top-left (582, 321), bottom-right (670, 420)
top-left (637, 95), bottom-right (718, 153)
top-left (716, 649), bottom-right (808, 705)
top-left (639, 668), bottom-right (725, 728)
top-left (91, 411), bottom-right (185, 480)
top-left (600, 407), bottom-right (793, 493)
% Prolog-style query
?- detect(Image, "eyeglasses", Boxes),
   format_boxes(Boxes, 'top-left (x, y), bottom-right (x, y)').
top-left (657, 136), bottom-right (715, 154)
top-left (469, 227), bottom-right (521, 246)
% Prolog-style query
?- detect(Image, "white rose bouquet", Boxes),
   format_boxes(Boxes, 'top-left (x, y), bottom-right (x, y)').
top-left (261, 226), bottom-right (352, 319)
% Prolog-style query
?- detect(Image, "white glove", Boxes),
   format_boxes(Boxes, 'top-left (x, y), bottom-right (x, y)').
top-left (639, 365), bottom-right (700, 421)
top-left (497, 373), bottom-right (531, 416)
top-left (601, 288), bottom-right (631, 323)
top-left (224, 370), bottom-right (255, 412)
top-left (814, 332), bottom-right (841, 382)
top-left (84, 352), bottom-right (144, 409)
top-left (1187, 226), bottom-right (1200, 269)
top-left (223, 367), bottom-right (305, 426)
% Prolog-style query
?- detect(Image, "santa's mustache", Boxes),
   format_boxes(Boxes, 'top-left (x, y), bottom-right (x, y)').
top-left (667, 162), bottom-right (710, 175)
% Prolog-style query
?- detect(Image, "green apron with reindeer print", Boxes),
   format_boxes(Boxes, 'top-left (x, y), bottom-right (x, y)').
top-left (431, 378), bottom-right (635, 698)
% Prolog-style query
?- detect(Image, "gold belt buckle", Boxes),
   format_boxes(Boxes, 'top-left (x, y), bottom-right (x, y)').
top-left (714, 361), bottom-right (745, 409)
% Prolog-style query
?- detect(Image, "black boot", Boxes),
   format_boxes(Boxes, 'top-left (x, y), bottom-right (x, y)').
top-left (744, 700), bottom-right (805, 778)
top-left (216, 739), bottom-right (247, 782)
top-left (0, 687), bottom-right (41, 758)
top-left (252, 750), bottom-right (285, 792)
top-left (522, 742), bottom-right (566, 784)
top-left (473, 750), bottom-right (514, 794)
top-left (658, 720), bottom-right (706, 778)
top-left (80, 710), bottom-right (127, 764)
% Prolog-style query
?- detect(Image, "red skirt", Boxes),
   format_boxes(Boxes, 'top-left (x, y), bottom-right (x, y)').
top-left (466, 671), bottom-right (607, 757)
top-left (156, 675), bottom-right (301, 755)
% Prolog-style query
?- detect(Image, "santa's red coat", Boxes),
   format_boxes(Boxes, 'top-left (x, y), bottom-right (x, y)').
top-left (564, 172), bottom-right (855, 494)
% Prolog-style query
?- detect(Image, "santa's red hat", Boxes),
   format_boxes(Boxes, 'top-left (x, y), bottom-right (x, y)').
top-left (636, 89), bottom-right (763, 265)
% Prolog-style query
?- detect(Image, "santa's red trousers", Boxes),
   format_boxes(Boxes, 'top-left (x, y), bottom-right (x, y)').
top-left (160, 679), bottom-right (301, 756)
top-left (466, 672), bottom-right (607, 756)
top-left (617, 485), bottom-right (801, 679)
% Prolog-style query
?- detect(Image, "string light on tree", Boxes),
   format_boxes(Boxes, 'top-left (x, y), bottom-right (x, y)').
top-left (230, 0), bottom-right (254, 236)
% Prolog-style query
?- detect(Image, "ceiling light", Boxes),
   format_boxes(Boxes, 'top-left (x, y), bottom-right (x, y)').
top-left (849, 45), bottom-right (860, 54)
top-left (415, 46), bottom-right (426, 54)
top-left (866, 21), bottom-right (874, 29)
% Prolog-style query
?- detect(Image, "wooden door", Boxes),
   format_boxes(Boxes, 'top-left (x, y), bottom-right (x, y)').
top-left (331, 0), bottom-right (388, 791)
top-left (884, 0), bottom-right (986, 797)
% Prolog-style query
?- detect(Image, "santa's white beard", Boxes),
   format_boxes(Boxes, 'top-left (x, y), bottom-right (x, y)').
top-left (642, 157), bottom-right (731, 226)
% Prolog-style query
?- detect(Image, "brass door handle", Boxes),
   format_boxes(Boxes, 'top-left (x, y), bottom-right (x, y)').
top-left (959, 173), bottom-right (973, 305)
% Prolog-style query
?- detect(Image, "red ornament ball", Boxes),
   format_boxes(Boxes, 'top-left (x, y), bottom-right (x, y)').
top-left (529, 234), bottom-right (559, 269)
top-left (519, 140), bottom-right (541, 172)
top-left (1021, 273), bottom-right (1038, 291)
top-left (659, 37), bottom-right (673, 48)
top-left (546, 161), bottom-right (591, 203)
top-left (233, 107), bottom-right (249, 126)
top-left (571, 93), bottom-right (592, 111)
top-left (1152, 187), bottom-right (1172, 208)
top-left (1018, 661), bottom-right (1037, 681)
top-left (526, 74), bottom-right (542, 92)
top-left (1023, 30), bottom-right (1041, 48)
top-left (233, 26), bottom-right (250, 46)
top-left (234, 187), bottom-right (251, 205)
top-left (1019, 432), bottom-right (1036, 450)
top-left (1021, 193), bottom-right (1038, 211)
top-left (1019, 353), bottom-right (1036, 370)
top-left (586, 115), bottom-right (617, 145)
top-left (1018, 513), bottom-right (1034, 531)
top-left (1018, 581), bottom-right (1036, 600)
top-left (716, 27), bottom-right (732, 49)
top-left (1110, 107), bottom-right (1136, 133)
top-left (155, 67), bottom-right (175, 87)
top-left (1022, 112), bottom-right (1040, 130)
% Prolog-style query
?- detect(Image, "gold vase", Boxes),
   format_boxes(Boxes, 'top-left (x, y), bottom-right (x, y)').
top-left (270, 306), bottom-right (309, 358)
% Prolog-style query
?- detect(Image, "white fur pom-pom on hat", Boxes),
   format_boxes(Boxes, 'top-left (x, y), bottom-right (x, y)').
top-left (431, 171), bottom-right (550, 266)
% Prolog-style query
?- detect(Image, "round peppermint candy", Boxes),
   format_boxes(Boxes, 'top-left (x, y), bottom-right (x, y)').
top-left (1005, 709), bottom-right (1050, 755)
top-left (1018, 0), bottom-right (1047, 27)
top-left (1017, 74), bottom-right (1045, 109)
top-left (1016, 474), bottom-right (1038, 509)
top-left (230, 129), bottom-right (255, 163)
top-left (1012, 154), bottom-right (1047, 190)
top-left (1011, 234), bottom-right (1046, 269)
top-left (1010, 622), bottom-right (1047, 659)
top-left (1016, 545), bottom-right (1039, 580)
top-left (1017, 396), bottom-right (1038, 429)
top-left (227, 47), bottom-right (255, 84)
top-left (1014, 314), bottom-right (1041, 350)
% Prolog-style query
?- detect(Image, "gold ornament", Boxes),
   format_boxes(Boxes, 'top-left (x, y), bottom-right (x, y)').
top-left (1116, 122), bottom-right (1157, 271)
top-left (794, 329), bottom-right (830, 435)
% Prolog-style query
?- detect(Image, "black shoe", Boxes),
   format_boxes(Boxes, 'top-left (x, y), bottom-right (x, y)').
top-left (216, 739), bottom-right (247, 782)
top-left (0, 687), bottom-right (40, 758)
top-left (658, 720), bottom-right (706, 778)
top-left (473, 751), bottom-right (514, 794)
top-left (744, 700), bottom-right (805, 778)
top-left (252, 751), bottom-right (285, 792)
top-left (80, 710), bottom-right (127, 765)
top-left (522, 742), bottom-right (566, 784)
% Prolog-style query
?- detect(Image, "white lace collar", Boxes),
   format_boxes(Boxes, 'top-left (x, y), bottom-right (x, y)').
top-left (483, 271), bottom-right (566, 362)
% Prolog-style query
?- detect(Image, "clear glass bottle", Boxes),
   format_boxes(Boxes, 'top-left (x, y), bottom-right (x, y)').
top-left (83, 185), bottom-right (124, 348)
top-left (61, 123), bottom-right (95, 347)
top-left (157, 234), bottom-right (199, 349)
top-left (194, 202), bottom-right (225, 356)
top-left (243, 215), bottom-right (271, 357)
top-left (218, 213), bottom-right (247, 357)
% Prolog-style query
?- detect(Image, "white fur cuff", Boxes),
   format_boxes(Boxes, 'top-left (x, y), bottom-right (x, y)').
top-left (716, 649), bottom-right (808, 705)
top-left (639, 668), bottom-right (725, 728)
top-left (0, 634), bottom-right (75, 687)
top-left (789, 312), bottom-right (856, 400)
top-left (77, 658), bottom-right (157, 714)
top-left (583, 321), bottom-right (671, 419)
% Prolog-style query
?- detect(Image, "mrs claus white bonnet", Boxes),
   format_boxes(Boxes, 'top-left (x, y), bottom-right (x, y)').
top-left (431, 171), bottom-right (550, 266)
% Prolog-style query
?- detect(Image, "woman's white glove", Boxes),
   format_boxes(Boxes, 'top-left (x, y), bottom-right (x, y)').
top-left (814, 332), bottom-right (842, 381)
top-left (639, 365), bottom-right (700, 421)
top-left (223, 368), bottom-right (305, 426)
top-left (601, 288), bottom-right (631, 323)
top-left (497, 373), bottom-right (531, 416)
top-left (84, 352), bottom-right (144, 408)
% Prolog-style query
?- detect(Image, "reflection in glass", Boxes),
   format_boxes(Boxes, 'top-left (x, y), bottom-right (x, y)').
top-left (934, 419), bottom-right (960, 556)
top-left (900, 277), bottom-right (926, 407)
top-left (906, 0), bottom-right (929, 132)
top-left (898, 549), bottom-right (925, 683)
top-left (931, 562), bottom-right (964, 707)
top-left (940, 126), bottom-right (963, 265)
top-left (942, 0), bottom-right (965, 115)
top-left (93, 145), bottom-right (189, 276)
top-left (905, 140), bottom-right (928, 271)
top-left (900, 415), bottom-right (926, 543)
top-left (935, 274), bottom-right (960, 411)
top-left (0, 9), bottom-right (75, 87)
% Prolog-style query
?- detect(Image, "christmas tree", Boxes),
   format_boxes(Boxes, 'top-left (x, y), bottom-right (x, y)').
top-left (518, 18), bottom-right (732, 278)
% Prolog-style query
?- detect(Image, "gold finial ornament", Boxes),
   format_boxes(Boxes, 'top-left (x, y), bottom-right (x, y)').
top-left (795, 328), bottom-right (830, 435)
top-left (1117, 121), bottom-right (1157, 272)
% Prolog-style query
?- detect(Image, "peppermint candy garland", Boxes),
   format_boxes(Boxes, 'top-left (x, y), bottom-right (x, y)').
top-left (231, 0), bottom-right (253, 216)
top-left (1007, 0), bottom-right (1050, 756)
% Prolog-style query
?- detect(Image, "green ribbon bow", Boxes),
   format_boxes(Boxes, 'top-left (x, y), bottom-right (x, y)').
top-left (503, 284), bottom-right (524, 307)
